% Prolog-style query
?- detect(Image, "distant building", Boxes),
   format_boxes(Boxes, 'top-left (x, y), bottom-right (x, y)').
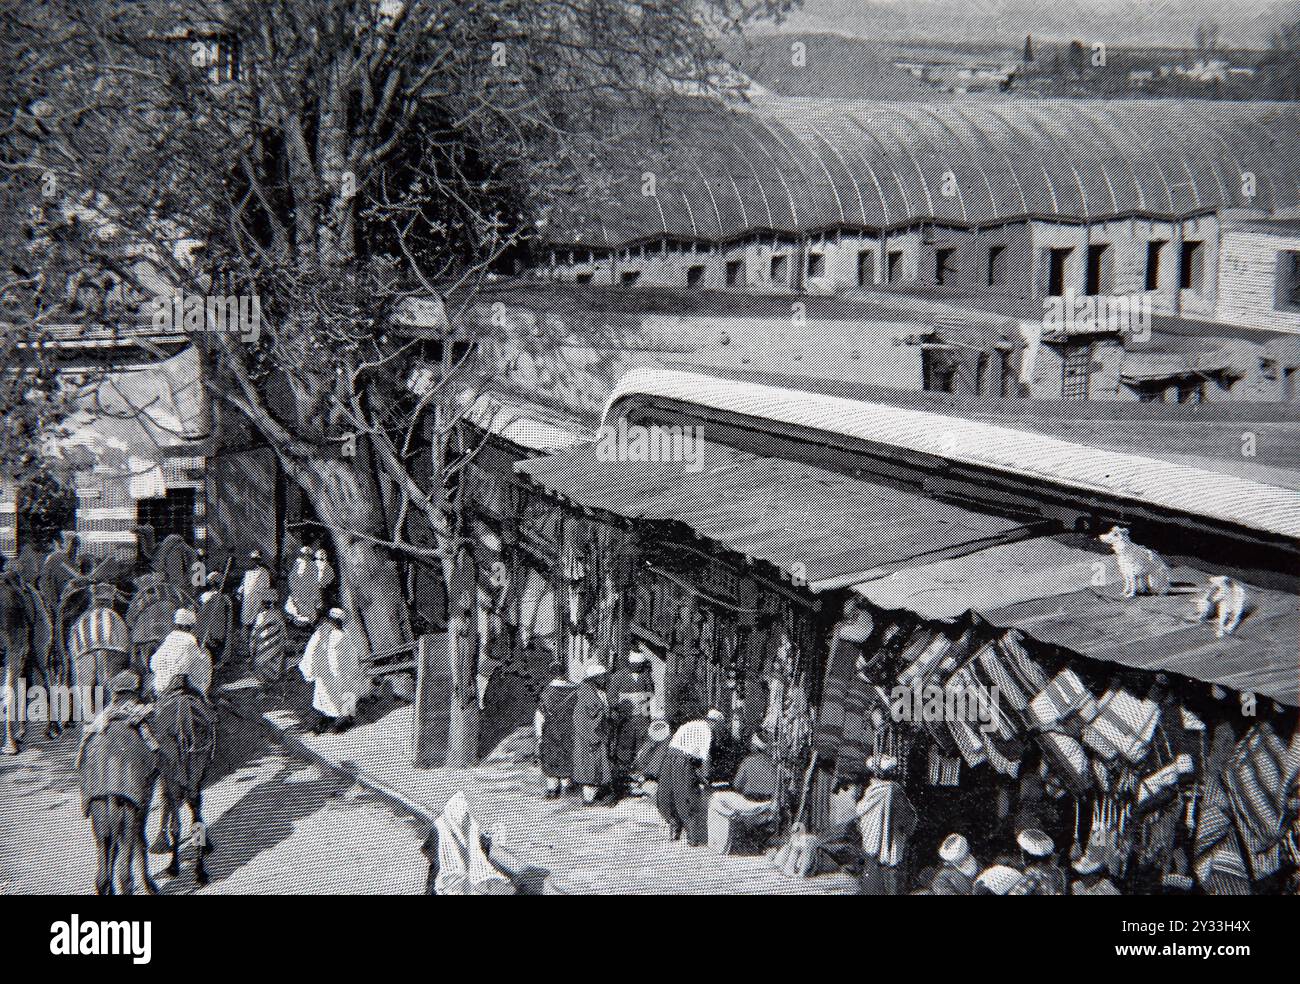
top-left (530, 96), bottom-right (1300, 402)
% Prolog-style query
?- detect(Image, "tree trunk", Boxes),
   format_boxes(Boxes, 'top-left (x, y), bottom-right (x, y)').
top-left (302, 457), bottom-right (411, 660)
top-left (444, 542), bottom-right (479, 768)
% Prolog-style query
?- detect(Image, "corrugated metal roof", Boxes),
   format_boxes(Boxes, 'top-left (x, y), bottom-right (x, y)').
top-left (853, 535), bottom-right (1299, 704)
top-left (982, 566), bottom-right (1300, 707)
top-left (853, 536), bottom-right (1105, 620)
top-left (461, 391), bottom-right (592, 454)
top-left (514, 439), bottom-right (1027, 587)
top-left (548, 97), bottom-right (1300, 247)
top-left (604, 368), bottom-right (1300, 541)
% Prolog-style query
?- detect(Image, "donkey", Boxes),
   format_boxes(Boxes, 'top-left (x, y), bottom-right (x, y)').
top-left (152, 681), bottom-right (218, 885)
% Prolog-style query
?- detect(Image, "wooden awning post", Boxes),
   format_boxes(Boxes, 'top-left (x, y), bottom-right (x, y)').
top-left (412, 633), bottom-right (452, 768)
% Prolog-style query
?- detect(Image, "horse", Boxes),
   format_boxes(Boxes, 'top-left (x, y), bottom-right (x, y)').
top-left (1, 571), bottom-right (58, 754)
top-left (152, 679), bottom-right (217, 885)
top-left (78, 716), bottom-right (159, 895)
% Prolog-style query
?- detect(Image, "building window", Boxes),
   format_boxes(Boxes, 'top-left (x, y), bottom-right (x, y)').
top-left (1085, 243), bottom-right (1111, 296)
top-left (685, 264), bottom-right (705, 287)
top-left (1179, 240), bottom-right (1204, 291)
top-left (1060, 343), bottom-right (1092, 399)
top-left (1276, 250), bottom-right (1300, 311)
top-left (858, 250), bottom-right (875, 287)
top-left (886, 250), bottom-right (903, 283)
top-left (137, 488), bottom-right (196, 545)
top-left (726, 259), bottom-right (745, 288)
top-left (621, 270), bottom-right (641, 285)
top-left (806, 252), bottom-right (825, 278)
top-left (770, 254), bottom-right (788, 282)
top-left (934, 247), bottom-right (956, 285)
top-left (987, 245), bottom-right (1008, 287)
top-left (1046, 247), bottom-right (1071, 297)
top-left (1145, 240), bottom-right (1165, 290)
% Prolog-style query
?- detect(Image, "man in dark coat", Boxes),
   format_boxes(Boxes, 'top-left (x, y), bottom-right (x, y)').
top-left (196, 571), bottom-right (233, 668)
top-left (571, 663), bottom-right (612, 805)
top-left (657, 709), bottom-right (724, 846)
top-left (535, 664), bottom-right (578, 798)
top-left (249, 594), bottom-right (289, 683)
top-left (608, 648), bottom-right (654, 789)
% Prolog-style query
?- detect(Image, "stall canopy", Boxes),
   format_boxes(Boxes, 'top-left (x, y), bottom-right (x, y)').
top-left (853, 535), bottom-right (1300, 706)
top-left (459, 389), bottom-right (592, 454)
top-left (514, 438), bottom-right (1032, 590)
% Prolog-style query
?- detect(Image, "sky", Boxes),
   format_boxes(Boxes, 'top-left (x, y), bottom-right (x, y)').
top-left (765, 0), bottom-right (1298, 49)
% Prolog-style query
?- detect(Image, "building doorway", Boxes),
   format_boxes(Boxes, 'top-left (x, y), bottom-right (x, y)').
top-left (136, 487), bottom-right (197, 545)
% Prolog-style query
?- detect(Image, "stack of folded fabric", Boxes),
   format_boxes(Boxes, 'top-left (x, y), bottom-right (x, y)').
top-left (1082, 689), bottom-right (1162, 764)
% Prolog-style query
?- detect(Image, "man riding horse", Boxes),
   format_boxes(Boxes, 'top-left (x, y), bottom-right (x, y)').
top-left (76, 669), bottom-right (160, 895)
top-left (149, 608), bottom-right (218, 885)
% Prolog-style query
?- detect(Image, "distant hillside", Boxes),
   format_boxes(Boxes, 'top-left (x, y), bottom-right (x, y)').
top-left (723, 32), bottom-right (941, 101)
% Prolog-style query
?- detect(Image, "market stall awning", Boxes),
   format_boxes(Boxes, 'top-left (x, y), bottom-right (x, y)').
top-left (459, 390), bottom-right (593, 454)
top-left (984, 573), bottom-right (1300, 707)
top-left (853, 535), bottom-right (1299, 705)
top-left (514, 439), bottom-right (1030, 588)
top-left (53, 346), bottom-right (210, 477)
top-left (852, 536), bottom-right (1108, 621)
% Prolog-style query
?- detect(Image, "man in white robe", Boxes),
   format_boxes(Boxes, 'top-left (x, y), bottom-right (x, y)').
top-left (421, 792), bottom-right (514, 895)
top-left (149, 609), bottom-right (212, 697)
top-left (298, 608), bottom-right (365, 733)
top-left (235, 550), bottom-right (273, 658)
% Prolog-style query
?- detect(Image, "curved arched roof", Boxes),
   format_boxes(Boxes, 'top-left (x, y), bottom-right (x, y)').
top-left (548, 97), bottom-right (1300, 248)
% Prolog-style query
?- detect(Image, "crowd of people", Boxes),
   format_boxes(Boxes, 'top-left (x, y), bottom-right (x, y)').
top-left (530, 644), bottom-right (1139, 895)
top-left (10, 531), bottom-right (366, 736)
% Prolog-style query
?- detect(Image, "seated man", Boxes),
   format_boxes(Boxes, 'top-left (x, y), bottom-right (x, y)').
top-left (707, 733), bottom-right (779, 855)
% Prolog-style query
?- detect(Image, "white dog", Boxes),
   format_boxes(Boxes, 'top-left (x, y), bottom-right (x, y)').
top-left (1099, 526), bottom-right (1170, 598)
top-left (1194, 575), bottom-right (1248, 637)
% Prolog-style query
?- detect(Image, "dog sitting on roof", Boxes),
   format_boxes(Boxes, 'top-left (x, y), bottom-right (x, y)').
top-left (1193, 575), bottom-right (1249, 638)
top-left (1098, 526), bottom-right (1170, 598)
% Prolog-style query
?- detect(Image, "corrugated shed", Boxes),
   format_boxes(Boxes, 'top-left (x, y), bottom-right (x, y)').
top-left (603, 368), bottom-right (1300, 540)
top-left (514, 439), bottom-right (1027, 586)
top-left (550, 97), bottom-right (1300, 247)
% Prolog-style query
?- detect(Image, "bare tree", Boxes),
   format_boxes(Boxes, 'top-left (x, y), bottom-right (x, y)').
top-left (1, 0), bottom-right (790, 764)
